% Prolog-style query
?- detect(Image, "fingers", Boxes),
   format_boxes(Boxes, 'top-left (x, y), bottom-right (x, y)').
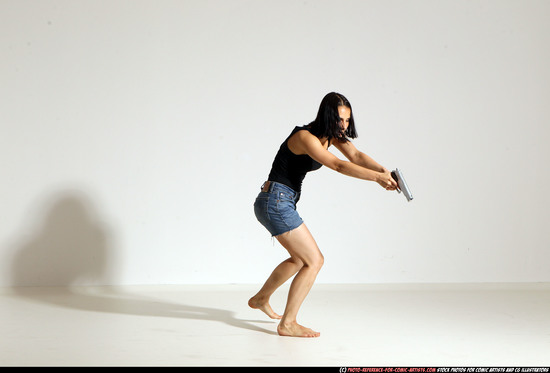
top-left (385, 178), bottom-right (398, 191)
top-left (378, 170), bottom-right (398, 191)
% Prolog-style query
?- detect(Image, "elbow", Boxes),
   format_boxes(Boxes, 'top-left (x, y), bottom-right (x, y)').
top-left (333, 160), bottom-right (348, 174)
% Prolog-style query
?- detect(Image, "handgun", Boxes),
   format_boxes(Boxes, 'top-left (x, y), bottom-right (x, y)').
top-left (391, 168), bottom-right (413, 202)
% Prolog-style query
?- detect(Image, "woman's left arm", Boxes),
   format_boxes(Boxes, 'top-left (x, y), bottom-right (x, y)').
top-left (333, 140), bottom-right (387, 173)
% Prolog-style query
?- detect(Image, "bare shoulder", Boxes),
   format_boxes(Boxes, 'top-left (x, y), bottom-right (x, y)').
top-left (287, 129), bottom-right (320, 155)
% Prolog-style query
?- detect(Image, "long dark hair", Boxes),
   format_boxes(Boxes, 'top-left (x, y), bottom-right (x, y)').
top-left (309, 92), bottom-right (358, 143)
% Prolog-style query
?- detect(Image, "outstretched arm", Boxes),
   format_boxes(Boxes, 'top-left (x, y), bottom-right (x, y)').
top-left (288, 131), bottom-right (397, 190)
top-left (333, 139), bottom-right (386, 172)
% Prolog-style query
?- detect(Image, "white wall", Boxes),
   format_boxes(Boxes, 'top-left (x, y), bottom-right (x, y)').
top-left (2, 0), bottom-right (549, 286)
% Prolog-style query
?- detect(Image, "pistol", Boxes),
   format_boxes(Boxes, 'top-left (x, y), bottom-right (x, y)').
top-left (391, 169), bottom-right (413, 202)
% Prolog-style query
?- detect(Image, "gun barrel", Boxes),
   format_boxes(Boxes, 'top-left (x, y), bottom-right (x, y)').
top-left (393, 169), bottom-right (413, 202)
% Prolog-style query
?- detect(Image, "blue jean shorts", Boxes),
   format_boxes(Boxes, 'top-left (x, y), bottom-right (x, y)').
top-left (254, 181), bottom-right (303, 236)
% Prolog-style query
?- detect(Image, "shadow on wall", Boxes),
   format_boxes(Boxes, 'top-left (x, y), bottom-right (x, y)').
top-left (10, 190), bottom-right (115, 286)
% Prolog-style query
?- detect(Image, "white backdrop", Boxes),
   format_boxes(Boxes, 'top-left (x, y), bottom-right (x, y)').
top-left (2, 0), bottom-right (549, 286)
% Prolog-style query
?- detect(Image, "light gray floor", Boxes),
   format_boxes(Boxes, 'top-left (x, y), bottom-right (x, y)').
top-left (1, 283), bottom-right (549, 366)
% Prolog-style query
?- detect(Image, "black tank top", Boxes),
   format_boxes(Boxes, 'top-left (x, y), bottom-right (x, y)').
top-left (267, 125), bottom-right (324, 192)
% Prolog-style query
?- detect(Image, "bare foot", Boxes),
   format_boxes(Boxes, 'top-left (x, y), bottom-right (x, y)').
top-left (277, 321), bottom-right (320, 338)
top-left (248, 296), bottom-right (282, 319)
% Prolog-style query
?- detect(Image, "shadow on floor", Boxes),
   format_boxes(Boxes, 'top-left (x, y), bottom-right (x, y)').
top-left (12, 286), bottom-right (278, 335)
top-left (8, 190), bottom-right (276, 335)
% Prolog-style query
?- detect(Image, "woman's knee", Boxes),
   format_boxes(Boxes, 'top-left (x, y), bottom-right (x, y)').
top-left (308, 253), bottom-right (324, 272)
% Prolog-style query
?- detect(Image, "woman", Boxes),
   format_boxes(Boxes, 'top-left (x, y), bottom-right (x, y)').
top-left (250, 92), bottom-right (398, 338)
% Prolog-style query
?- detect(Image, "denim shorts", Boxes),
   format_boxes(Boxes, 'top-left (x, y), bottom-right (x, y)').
top-left (254, 181), bottom-right (303, 236)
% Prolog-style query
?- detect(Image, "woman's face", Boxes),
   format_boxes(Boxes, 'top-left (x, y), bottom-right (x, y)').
top-left (337, 106), bottom-right (351, 136)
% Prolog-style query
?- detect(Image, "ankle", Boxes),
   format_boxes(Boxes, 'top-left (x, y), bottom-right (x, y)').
top-left (279, 317), bottom-right (296, 327)
top-left (251, 293), bottom-right (265, 301)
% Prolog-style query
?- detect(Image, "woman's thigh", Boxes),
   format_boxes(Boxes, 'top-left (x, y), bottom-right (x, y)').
top-left (275, 224), bottom-right (323, 268)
